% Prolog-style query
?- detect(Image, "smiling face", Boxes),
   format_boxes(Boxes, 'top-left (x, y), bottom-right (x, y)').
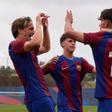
top-left (20, 21), bottom-right (34, 40)
top-left (11, 16), bottom-right (35, 40)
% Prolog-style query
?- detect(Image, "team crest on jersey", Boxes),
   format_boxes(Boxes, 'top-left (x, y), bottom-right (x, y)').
top-left (76, 63), bottom-right (81, 71)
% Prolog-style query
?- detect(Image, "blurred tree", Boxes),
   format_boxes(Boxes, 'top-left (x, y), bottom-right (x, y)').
top-left (44, 74), bottom-right (56, 87)
top-left (83, 73), bottom-right (96, 81)
top-left (0, 66), bottom-right (15, 76)
top-left (82, 73), bottom-right (96, 88)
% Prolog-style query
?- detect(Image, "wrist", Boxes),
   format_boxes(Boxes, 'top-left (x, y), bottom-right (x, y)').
top-left (66, 19), bottom-right (72, 24)
top-left (43, 27), bottom-right (48, 31)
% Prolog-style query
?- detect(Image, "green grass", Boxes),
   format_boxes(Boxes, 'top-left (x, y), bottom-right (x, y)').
top-left (83, 106), bottom-right (97, 112)
top-left (0, 104), bottom-right (27, 112)
top-left (0, 104), bottom-right (97, 112)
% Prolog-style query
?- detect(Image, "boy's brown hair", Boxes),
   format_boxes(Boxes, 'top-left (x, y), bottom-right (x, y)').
top-left (98, 8), bottom-right (112, 21)
top-left (11, 17), bottom-right (31, 38)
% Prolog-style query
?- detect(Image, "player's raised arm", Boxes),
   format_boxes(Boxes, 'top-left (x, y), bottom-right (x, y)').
top-left (64, 10), bottom-right (84, 43)
top-left (38, 14), bottom-right (50, 55)
top-left (24, 13), bottom-right (44, 52)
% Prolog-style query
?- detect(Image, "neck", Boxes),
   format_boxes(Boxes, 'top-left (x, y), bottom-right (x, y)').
top-left (63, 50), bottom-right (74, 59)
top-left (16, 34), bottom-right (27, 40)
top-left (101, 28), bottom-right (112, 32)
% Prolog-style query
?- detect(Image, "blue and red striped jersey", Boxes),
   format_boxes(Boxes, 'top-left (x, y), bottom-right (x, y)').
top-left (84, 31), bottom-right (112, 99)
top-left (8, 38), bottom-right (50, 103)
top-left (45, 55), bottom-right (93, 111)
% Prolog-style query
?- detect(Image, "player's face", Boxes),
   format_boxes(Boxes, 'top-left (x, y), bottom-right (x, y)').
top-left (62, 38), bottom-right (76, 53)
top-left (99, 19), bottom-right (109, 30)
top-left (21, 21), bottom-right (34, 40)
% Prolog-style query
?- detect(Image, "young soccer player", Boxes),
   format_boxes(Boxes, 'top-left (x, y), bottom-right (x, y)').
top-left (8, 13), bottom-right (55, 112)
top-left (64, 9), bottom-right (112, 112)
top-left (42, 33), bottom-right (96, 112)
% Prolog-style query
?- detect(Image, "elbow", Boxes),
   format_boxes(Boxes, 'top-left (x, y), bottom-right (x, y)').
top-left (43, 43), bottom-right (51, 52)
top-left (44, 45), bottom-right (51, 53)
top-left (45, 47), bottom-right (50, 53)
top-left (47, 46), bottom-right (51, 51)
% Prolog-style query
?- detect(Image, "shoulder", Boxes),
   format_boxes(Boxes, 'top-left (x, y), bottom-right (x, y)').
top-left (10, 38), bottom-right (25, 47)
top-left (9, 38), bottom-right (26, 54)
top-left (9, 40), bottom-right (14, 48)
top-left (73, 56), bottom-right (83, 62)
top-left (83, 31), bottom-right (106, 46)
top-left (73, 57), bottom-right (89, 65)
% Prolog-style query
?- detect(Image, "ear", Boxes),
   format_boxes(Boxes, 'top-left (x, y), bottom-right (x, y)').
top-left (18, 29), bottom-right (22, 34)
top-left (107, 20), bottom-right (112, 28)
top-left (105, 20), bottom-right (110, 27)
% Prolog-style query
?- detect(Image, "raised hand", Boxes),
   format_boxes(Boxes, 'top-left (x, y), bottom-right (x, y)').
top-left (42, 15), bottom-right (50, 28)
top-left (65, 10), bottom-right (73, 24)
top-left (36, 13), bottom-right (45, 24)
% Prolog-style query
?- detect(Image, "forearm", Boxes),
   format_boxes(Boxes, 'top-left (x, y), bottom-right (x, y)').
top-left (42, 27), bottom-right (50, 51)
top-left (64, 20), bottom-right (74, 32)
top-left (64, 21), bottom-right (84, 43)
top-left (24, 23), bottom-right (42, 52)
top-left (66, 31), bottom-right (84, 43)
top-left (64, 10), bottom-right (84, 43)
top-left (31, 23), bottom-right (42, 46)
top-left (41, 63), bottom-right (49, 71)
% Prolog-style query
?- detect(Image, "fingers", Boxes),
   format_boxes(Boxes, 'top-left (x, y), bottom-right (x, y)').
top-left (66, 10), bottom-right (72, 15)
top-left (42, 15), bottom-right (50, 27)
top-left (36, 13), bottom-right (43, 24)
top-left (37, 13), bottom-right (49, 19)
top-left (69, 10), bottom-right (72, 15)
top-left (36, 13), bottom-right (50, 26)
top-left (48, 56), bottom-right (59, 65)
top-left (40, 13), bottom-right (45, 17)
top-left (65, 10), bottom-right (73, 24)
top-left (53, 56), bottom-right (59, 61)
top-left (52, 56), bottom-right (59, 63)
top-left (42, 15), bottom-right (49, 22)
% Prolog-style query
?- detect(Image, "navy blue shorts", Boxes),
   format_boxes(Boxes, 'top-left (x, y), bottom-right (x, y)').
top-left (26, 96), bottom-right (55, 112)
top-left (98, 98), bottom-right (112, 112)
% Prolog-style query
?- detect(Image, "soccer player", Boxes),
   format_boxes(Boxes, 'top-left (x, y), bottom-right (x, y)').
top-left (64, 9), bottom-right (112, 112)
top-left (42, 33), bottom-right (96, 112)
top-left (8, 13), bottom-right (55, 112)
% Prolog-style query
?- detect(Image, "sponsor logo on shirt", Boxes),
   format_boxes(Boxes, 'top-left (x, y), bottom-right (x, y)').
top-left (76, 64), bottom-right (81, 72)
top-left (61, 66), bottom-right (69, 70)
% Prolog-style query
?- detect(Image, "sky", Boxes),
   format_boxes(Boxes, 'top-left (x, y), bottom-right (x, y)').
top-left (0, 0), bottom-right (111, 68)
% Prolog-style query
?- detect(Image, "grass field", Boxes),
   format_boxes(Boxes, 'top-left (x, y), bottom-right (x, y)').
top-left (0, 104), bottom-right (97, 112)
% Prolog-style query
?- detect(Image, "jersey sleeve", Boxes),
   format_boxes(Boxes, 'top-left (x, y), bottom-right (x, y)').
top-left (83, 32), bottom-right (105, 46)
top-left (81, 58), bottom-right (94, 74)
top-left (44, 63), bottom-right (56, 75)
top-left (43, 56), bottom-right (58, 75)
top-left (11, 39), bottom-right (26, 54)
